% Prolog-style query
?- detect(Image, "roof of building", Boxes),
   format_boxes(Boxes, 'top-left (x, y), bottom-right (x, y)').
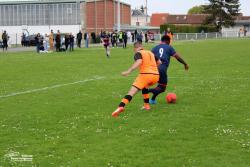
top-left (132, 9), bottom-right (149, 17)
top-left (150, 13), bottom-right (169, 27)
top-left (150, 13), bottom-right (209, 26)
top-left (235, 16), bottom-right (250, 20)
top-left (166, 14), bottom-right (209, 24)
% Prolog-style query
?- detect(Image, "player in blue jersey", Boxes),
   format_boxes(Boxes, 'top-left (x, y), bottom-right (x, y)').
top-left (149, 35), bottom-right (189, 104)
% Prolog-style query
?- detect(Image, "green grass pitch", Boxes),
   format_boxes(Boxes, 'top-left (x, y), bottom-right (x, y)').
top-left (0, 39), bottom-right (250, 166)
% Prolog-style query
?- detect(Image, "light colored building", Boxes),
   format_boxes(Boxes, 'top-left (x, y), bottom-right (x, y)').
top-left (0, 0), bottom-right (131, 44)
top-left (131, 8), bottom-right (150, 26)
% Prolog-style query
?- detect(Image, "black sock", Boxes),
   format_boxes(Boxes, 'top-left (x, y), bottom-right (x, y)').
top-left (119, 95), bottom-right (133, 107)
top-left (149, 85), bottom-right (166, 100)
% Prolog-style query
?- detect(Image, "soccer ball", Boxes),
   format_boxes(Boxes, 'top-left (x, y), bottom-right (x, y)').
top-left (166, 93), bottom-right (177, 103)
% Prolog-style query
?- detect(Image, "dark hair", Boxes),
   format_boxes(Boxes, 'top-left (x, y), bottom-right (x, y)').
top-left (134, 41), bottom-right (142, 48)
top-left (161, 35), bottom-right (170, 43)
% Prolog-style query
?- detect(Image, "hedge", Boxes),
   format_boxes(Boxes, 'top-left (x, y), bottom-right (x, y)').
top-left (160, 24), bottom-right (218, 33)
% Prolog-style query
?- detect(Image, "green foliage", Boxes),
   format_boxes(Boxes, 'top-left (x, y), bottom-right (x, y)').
top-left (0, 39), bottom-right (250, 166)
top-left (188, 5), bottom-right (206, 14)
top-left (161, 24), bottom-right (218, 33)
top-left (204, 0), bottom-right (240, 29)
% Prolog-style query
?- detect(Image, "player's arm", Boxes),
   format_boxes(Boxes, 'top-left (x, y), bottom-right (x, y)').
top-left (101, 37), bottom-right (104, 43)
top-left (122, 52), bottom-right (142, 76)
top-left (151, 48), bottom-right (162, 66)
top-left (173, 53), bottom-right (189, 70)
top-left (154, 55), bottom-right (162, 66)
top-left (121, 59), bottom-right (142, 76)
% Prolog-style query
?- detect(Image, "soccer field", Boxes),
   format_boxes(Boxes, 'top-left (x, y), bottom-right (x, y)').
top-left (0, 39), bottom-right (250, 166)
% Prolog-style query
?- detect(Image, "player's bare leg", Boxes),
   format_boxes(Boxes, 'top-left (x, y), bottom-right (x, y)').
top-left (106, 46), bottom-right (110, 58)
top-left (112, 86), bottom-right (139, 117)
top-left (141, 88), bottom-right (150, 110)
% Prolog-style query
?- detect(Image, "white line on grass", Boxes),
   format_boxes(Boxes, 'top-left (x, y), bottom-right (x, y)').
top-left (0, 76), bottom-right (105, 99)
top-left (1, 75), bottom-right (249, 99)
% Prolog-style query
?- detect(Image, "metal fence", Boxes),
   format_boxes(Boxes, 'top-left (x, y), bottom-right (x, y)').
top-left (1, 32), bottom-right (249, 47)
top-left (153, 32), bottom-right (249, 41)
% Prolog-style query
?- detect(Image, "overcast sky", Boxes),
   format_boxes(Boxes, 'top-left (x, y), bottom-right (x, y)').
top-left (0, 0), bottom-right (249, 16)
top-left (122, 0), bottom-right (250, 16)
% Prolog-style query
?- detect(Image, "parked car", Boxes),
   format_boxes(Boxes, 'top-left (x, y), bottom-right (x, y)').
top-left (26, 35), bottom-right (39, 46)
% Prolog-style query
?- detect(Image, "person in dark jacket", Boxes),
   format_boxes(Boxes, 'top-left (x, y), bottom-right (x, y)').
top-left (65, 33), bottom-right (70, 51)
top-left (84, 32), bottom-right (89, 48)
top-left (77, 30), bottom-right (82, 48)
top-left (69, 33), bottom-right (74, 51)
top-left (35, 33), bottom-right (42, 53)
top-left (55, 30), bottom-right (61, 52)
top-left (2, 30), bottom-right (8, 51)
top-left (145, 31), bottom-right (148, 43)
top-left (123, 32), bottom-right (128, 48)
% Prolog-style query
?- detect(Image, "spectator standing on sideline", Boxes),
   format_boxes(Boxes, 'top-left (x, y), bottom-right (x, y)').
top-left (77, 30), bottom-right (82, 48)
top-left (145, 31), bottom-right (148, 43)
top-left (111, 31), bottom-right (117, 48)
top-left (44, 34), bottom-right (49, 51)
top-left (65, 33), bottom-right (70, 51)
top-left (49, 30), bottom-right (54, 51)
top-left (55, 30), bottom-right (61, 52)
top-left (2, 30), bottom-right (8, 51)
top-left (69, 33), bottom-right (75, 51)
top-left (84, 32), bottom-right (89, 48)
top-left (91, 32), bottom-right (96, 43)
top-left (118, 31), bottom-right (123, 46)
top-left (137, 32), bottom-right (143, 43)
top-left (21, 33), bottom-right (26, 47)
top-left (134, 29), bottom-right (138, 42)
top-left (123, 32), bottom-right (128, 48)
top-left (35, 33), bottom-right (42, 53)
top-left (244, 27), bottom-right (247, 37)
top-left (127, 31), bottom-right (132, 43)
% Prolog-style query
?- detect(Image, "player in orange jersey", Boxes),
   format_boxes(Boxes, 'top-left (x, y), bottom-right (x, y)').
top-left (112, 41), bottom-right (161, 117)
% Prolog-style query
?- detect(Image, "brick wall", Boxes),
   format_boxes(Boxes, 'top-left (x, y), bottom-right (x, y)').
top-left (85, 0), bottom-right (131, 33)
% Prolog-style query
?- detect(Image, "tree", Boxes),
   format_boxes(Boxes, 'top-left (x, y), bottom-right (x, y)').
top-left (204, 0), bottom-right (240, 30)
top-left (188, 5), bottom-right (206, 14)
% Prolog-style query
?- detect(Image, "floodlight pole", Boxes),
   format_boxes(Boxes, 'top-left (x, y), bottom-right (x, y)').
top-left (117, 0), bottom-right (121, 32)
top-left (145, 0), bottom-right (148, 25)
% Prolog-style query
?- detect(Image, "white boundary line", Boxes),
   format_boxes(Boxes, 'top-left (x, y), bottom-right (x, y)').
top-left (0, 75), bottom-right (249, 99)
top-left (0, 76), bottom-right (105, 99)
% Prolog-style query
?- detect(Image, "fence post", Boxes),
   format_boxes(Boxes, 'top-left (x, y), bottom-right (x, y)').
top-left (16, 33), bottom-right (18, 47)
top-left (196, 33), bottom-right (198, 40)
top-left (176, 33), bottom-right (179, 40)
top-left (216, 33), bottom-right (218, 39)
top-left (186, 33), bottom-right (188, 40)
top-left (205, 33), bottom-right (208, 39)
